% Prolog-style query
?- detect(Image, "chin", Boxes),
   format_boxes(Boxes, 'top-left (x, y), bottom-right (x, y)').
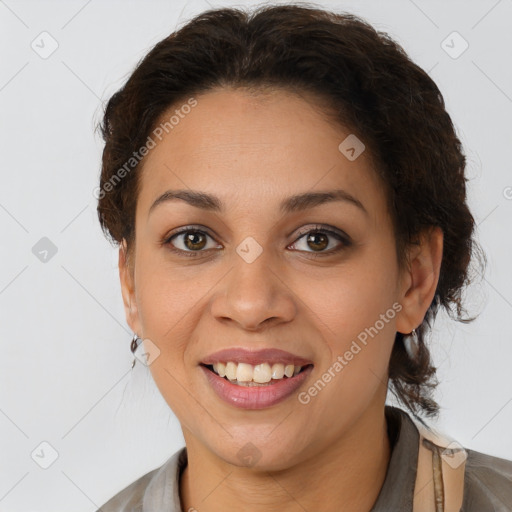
top-left (205, 430), bottom-right (306, 472)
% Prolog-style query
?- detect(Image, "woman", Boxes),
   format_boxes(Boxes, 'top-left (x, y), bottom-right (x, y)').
top-left (95, 4), bottom-right (512, 511)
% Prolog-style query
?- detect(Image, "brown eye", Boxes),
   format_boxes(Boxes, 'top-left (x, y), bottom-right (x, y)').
top-left (305, 232), bottom-right (329, 251)
top-left (165, 227), bottom-right (220, 256)
top-left (290, 225), bottom-right (351, 256)
top-left (182, 231), bottom-right (207, 251)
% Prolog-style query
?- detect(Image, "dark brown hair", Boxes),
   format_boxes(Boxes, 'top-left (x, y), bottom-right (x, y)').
top-left (97, 3), bottom-right (485, 417)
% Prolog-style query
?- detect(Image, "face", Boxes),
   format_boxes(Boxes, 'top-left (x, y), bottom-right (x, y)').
top-left (119, 87), bottom-right (426, 470)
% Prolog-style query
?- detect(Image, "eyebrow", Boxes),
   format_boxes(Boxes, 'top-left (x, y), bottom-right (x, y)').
top-left (148, 188), bottom-right (367, 216)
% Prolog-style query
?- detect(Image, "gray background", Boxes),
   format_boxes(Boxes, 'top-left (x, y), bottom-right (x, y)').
top-left (1, 0), bottom-right (511, 510)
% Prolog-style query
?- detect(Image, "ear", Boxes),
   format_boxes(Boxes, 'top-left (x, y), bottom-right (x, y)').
top-left (395, 226), bottom-right (444, 334)
top-left (119, 239), bottom-right (142, 335)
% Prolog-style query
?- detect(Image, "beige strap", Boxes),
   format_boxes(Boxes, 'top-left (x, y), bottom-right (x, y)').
top-left (413, 422), bottom-right (467, 512)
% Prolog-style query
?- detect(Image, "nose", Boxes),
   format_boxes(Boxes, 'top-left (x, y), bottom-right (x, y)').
top-left (210, 246), bottom-right (297, 331)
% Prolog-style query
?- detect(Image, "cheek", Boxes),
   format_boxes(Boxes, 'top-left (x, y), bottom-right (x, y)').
top-left (133, 250), bottom-right (202, 356)
top-left (297, 239), bottom-right (399, 405)
top-left (135, 241), bottom-right (186, 313)
top-left (133, 257), bottom-right (207, 419)
top-left (302, 241), bottom-right (399, 348)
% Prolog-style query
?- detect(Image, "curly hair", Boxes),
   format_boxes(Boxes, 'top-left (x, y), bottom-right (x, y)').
top-left (97, 3), bottom-right (485, 417)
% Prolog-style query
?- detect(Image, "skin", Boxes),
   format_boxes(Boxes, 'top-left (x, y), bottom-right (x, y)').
top-left (119, 87), bottom-right (443, 512)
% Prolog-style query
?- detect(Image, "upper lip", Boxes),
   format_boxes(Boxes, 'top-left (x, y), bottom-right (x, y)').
top-left (201, 347), bottom-right (314, 367)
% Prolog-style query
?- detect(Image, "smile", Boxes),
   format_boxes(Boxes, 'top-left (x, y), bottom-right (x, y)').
top-left (203, 361), bottom-right (311, 385)
top-left (200, 363), bottom-right (314, 409)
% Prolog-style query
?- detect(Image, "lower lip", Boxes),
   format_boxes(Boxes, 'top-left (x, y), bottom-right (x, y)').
top-left (200, 365), bottom-right (314, 410)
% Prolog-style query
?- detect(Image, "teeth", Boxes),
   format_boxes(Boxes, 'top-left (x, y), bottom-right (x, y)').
top-left (216, 362), bottom-right (226, 378)
top-left (210, 361), bottom-right (305, 383)
top-left (271, 363), bottom-right (285, 379)
top-left (253, 363), bottom-right (272, 383)
top-left (225, 361), bottom-right (237, 380)
top-left (236, 363), bottom-right (253, 382)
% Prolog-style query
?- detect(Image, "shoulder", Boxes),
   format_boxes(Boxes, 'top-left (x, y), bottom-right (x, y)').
top-left (95, 447), bottom-right (187, 512)
top-left (462, 448), bottom-right (512, 511)
top-left (389, 407), bottom-right (512, 511)
top-left (95, 467), bottom-right (159, 512)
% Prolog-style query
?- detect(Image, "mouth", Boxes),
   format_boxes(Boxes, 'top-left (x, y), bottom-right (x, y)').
top-left (200, 361), bottom-right (314, 386)
top-left (199, 347), bottom-right (315, 409)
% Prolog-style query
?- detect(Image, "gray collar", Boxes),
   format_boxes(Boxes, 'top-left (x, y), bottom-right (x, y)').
top-left (371, 406), bottom-right (419, 511)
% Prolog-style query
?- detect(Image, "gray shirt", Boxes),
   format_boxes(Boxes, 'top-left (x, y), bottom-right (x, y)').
top-left (96, 407), bottom-right (512, 511)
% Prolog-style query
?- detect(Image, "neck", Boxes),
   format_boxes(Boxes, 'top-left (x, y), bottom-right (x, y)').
top-left (180, 404), bottom-right (391, 512)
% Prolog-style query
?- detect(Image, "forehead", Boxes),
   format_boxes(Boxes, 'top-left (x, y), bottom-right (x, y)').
top-left (137, 87), bottom-right (386, 217)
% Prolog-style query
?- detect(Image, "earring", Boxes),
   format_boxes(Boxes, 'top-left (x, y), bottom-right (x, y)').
top-left (403, 328), bottom-right (420, 360)
top-left (130, 334), bottom-right (141, 369)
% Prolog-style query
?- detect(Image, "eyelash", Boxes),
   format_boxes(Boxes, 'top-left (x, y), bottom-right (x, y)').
top-left (162, 224), bottom-right (351, 258)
